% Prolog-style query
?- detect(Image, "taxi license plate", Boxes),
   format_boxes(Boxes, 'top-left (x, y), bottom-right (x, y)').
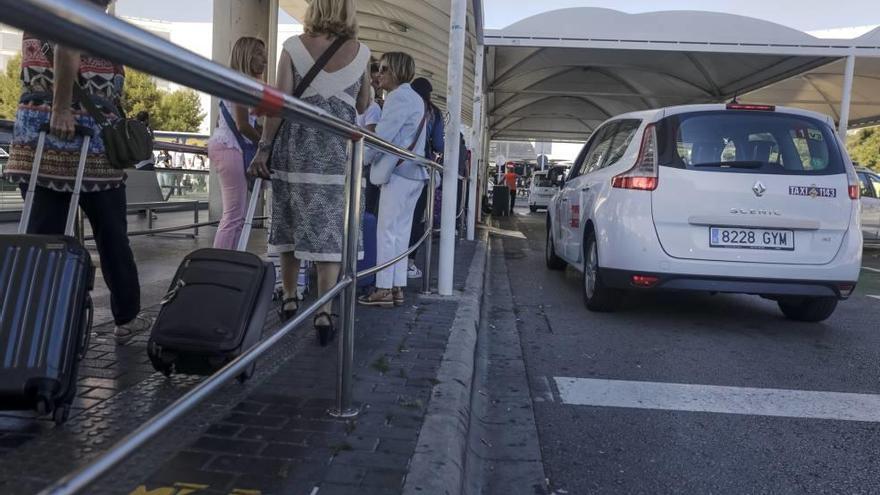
top-left (709, 227), bottom-right (794, 251)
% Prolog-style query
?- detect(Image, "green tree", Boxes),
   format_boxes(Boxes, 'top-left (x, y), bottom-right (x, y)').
top-left (847, 127), bottom-right (880, 171)
top-left (122, 69), bottom-right (204, 132)
top-left (0, 53), bottom-right (22, 120)
top-left (156, 89), bottom-right (204, 133)
top-left (122, 69), bottom-right (163, 119)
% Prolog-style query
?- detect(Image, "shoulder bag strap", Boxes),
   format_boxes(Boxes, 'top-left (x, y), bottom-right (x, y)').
top-left (292, 36), bottom-right (349, 98)
top-left (394, 102), bottom-right (430, 168)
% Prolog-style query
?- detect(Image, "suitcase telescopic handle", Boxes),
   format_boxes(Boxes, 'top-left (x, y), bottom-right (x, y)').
top-left (19, 124), bottom-right (95, 236)
top-left (236, 177), bottom-right (263, 252)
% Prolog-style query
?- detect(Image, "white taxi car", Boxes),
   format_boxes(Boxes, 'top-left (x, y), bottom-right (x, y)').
top-left (545, 103), bottom-right (862, 322)
top-left (528, 171), bottom-right (557, 212)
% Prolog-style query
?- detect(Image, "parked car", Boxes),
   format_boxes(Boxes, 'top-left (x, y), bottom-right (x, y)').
top-left (545, 103), bottom-right (862, 322)
top-left (856, 167), bottom-right (880, 243)
top-left (528, 171), bottom-right (557, 212)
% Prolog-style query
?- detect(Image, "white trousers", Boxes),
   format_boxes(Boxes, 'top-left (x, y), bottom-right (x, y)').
top-left (376, 174), bottom-right (424, 289)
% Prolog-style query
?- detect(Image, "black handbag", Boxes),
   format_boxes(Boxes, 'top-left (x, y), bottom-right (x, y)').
top-left (43, 42), bottom-right (154, 169)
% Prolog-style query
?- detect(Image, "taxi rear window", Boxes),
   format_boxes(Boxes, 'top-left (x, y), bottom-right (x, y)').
top-left (656, 111), bottom-right (844, 175)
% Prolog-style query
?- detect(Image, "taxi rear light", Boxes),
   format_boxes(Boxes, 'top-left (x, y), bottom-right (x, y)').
top-left (613, 177), bottom-right (658, 190)
top-left (726, 103), bottom-right (776, 112)
top-left (613, 124), bottom-right (658, 191)
top-left (849, 184), bottom-right (860, 200)
top-left (632, 275), bottom-right (660, 288)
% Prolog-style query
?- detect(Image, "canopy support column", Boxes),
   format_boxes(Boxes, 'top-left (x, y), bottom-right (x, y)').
top-left (438, 0), bottom-right (468, 296)
top-left (468, 44), bottom-right (485, 241)
top-left (838, 54), bottom-right (856, 142)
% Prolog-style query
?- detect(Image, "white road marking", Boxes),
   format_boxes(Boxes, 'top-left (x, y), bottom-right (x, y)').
top-left (862, 266), bottom-right (880, 273)
top-left (488, 226), bottom-right (527, 239)
top-left (554, 377), bottom-right (880, 423)
top-left (868, 295), bottom-right (880, 301)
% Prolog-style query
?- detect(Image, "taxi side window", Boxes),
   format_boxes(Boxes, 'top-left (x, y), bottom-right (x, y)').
top-left (582, 124), bottom-right (619, 175)
top-left (871, 174), bottom-right (880, 198)
top-left (859, 173), bottom-right (875, 198)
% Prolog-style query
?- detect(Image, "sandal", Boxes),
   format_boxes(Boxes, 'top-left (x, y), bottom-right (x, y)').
top-left (314, 312), bottom-right (337, 347)
top-left (279, 297), bottom-right (299, 321)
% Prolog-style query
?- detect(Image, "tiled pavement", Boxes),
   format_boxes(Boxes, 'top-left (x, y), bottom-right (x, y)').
top-left (0, 212), bottom-right (480, 495)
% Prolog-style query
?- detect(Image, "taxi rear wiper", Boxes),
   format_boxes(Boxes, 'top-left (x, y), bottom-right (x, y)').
top-left (693, 161), bottom-right (763, 169)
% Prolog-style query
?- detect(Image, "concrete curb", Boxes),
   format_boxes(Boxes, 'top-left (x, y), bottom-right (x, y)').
top-left (403, 239), bottom-right (488, 495)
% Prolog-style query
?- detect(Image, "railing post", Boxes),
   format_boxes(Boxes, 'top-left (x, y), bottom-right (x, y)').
top-left (330, 137), bottom-right (364, 419)
top-left (193, 201), bottom-right (199, 236)
top-left (421, 170), bottom-right (437, 294)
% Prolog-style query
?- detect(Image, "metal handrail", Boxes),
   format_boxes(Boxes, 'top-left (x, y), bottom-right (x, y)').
top-left (0, 2), bottom-right (455, 494)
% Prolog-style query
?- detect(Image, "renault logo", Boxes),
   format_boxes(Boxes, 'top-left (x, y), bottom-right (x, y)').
top-left (753, 181), bottom-right (767, 197)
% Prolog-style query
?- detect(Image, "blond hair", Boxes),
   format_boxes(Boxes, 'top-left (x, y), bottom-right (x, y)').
top-left (304, 0), bottom-right (358, 39)
top-left (381, 52), bottom-right (415, 85)
top-left (230, 37), bottom-right (265, 76)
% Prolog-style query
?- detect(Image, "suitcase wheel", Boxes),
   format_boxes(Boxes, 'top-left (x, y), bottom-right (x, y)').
top-left (237, 363), bottom-right (256, 384)
top-left (53, 405), bottom-right (70, 426)
top-left (35, 396), bottom-right (52, 416)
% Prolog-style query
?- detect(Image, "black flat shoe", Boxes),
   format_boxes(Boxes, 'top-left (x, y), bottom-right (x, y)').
top-left (314, 311), bottom-right (337, 347)
top-left (280, 297), bottom-right (299, 321)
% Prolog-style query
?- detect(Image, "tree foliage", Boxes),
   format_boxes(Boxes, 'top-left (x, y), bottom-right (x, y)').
top-left (155, 88), bottom-right (204, 133)
top-left (847, 127), bottom-right (880, 171)
top-left (123, 69), bottom-right (204, 133)
top-left (0, 53), bottom-right (22, 120)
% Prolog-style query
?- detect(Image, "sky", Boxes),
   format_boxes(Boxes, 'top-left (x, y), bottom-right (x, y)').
top-left (116, 0), bottom-right (880, 32)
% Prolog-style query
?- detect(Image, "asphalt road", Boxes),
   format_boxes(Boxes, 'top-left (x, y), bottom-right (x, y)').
top-left (490, 207), bottom-right (880, 494)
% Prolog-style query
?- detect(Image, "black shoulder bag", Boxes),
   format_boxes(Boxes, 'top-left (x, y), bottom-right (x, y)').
top-left (44, 42), bottom-right (154, 170)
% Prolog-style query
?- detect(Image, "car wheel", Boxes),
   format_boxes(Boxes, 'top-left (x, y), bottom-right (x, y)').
top-left (545, 220), bottom-right (566, 271)
top-left (778, 296), bottom-right (838, 322)
top-left (583, 230), bottom-right (621, 312)
top-left (530, 205), bottom-right (538, 213)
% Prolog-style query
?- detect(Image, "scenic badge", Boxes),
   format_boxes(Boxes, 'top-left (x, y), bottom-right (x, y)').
top-left (789, 185), bottom-right (836, 199)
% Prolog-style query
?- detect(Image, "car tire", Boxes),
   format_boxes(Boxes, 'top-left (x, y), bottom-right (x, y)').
top-left (530, 205), bottom-right (538, 213)
top-left (777, 296), bottom-right (838, 322)
top-left (583, 230), bottom-right (621, 312)
top-left (545, 220), bottom-right (566, 271)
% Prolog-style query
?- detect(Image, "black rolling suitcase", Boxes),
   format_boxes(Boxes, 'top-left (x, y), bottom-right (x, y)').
top-left (148, 178), bottom-right (274, 381)
top-left (492, 184), bottom-right (510, 216)
top-left (0, 126), bottom-right (95, 425)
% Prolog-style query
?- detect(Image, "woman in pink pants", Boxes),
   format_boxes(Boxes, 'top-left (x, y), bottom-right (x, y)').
top-left (209, 37), bottom-right (267, 249)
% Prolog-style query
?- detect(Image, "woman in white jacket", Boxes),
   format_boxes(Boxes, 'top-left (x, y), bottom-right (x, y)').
top-left (358, 52), bottom-right (428, 308)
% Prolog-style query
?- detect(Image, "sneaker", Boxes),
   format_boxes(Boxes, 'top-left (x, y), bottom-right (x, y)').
top-left (392, 287), bottom-right (405, 306)
top-left (407, 264), bottom-right (423, 279)
top-left (114, 315), bottom-right (152, 345)
top-left (357, 288), bottom-right (394, 308)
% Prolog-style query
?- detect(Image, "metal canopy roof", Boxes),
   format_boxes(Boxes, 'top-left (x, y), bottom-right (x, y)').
top-left (485, 8), bottom-right (880, 142)
top-left (280, 0), bottom-right (482, 124)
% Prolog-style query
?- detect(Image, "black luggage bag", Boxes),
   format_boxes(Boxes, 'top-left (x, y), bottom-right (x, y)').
top-left (148, 178), bottom-right (274, 381)
top-left (0, 127), bottom-right (95, 425)
top-left (492, 184), bottom-right (510, 216)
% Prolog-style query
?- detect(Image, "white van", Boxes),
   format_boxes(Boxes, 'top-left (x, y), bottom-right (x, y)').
top-left (528, 171), bottom-right (557, 212)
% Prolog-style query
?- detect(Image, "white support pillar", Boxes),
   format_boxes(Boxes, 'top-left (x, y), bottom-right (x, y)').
top-left (467, 45), bottom-right (485, 241)
top-left (438, 0), bottom-right (468, 296)
top-left (838, 54), bottom-right (856, 142)
top-left (209, 0), bottom-right (275, 222)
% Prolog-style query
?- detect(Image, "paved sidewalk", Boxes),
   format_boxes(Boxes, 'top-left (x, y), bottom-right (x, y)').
top-left (0, 212), bottom-right (481, 495)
